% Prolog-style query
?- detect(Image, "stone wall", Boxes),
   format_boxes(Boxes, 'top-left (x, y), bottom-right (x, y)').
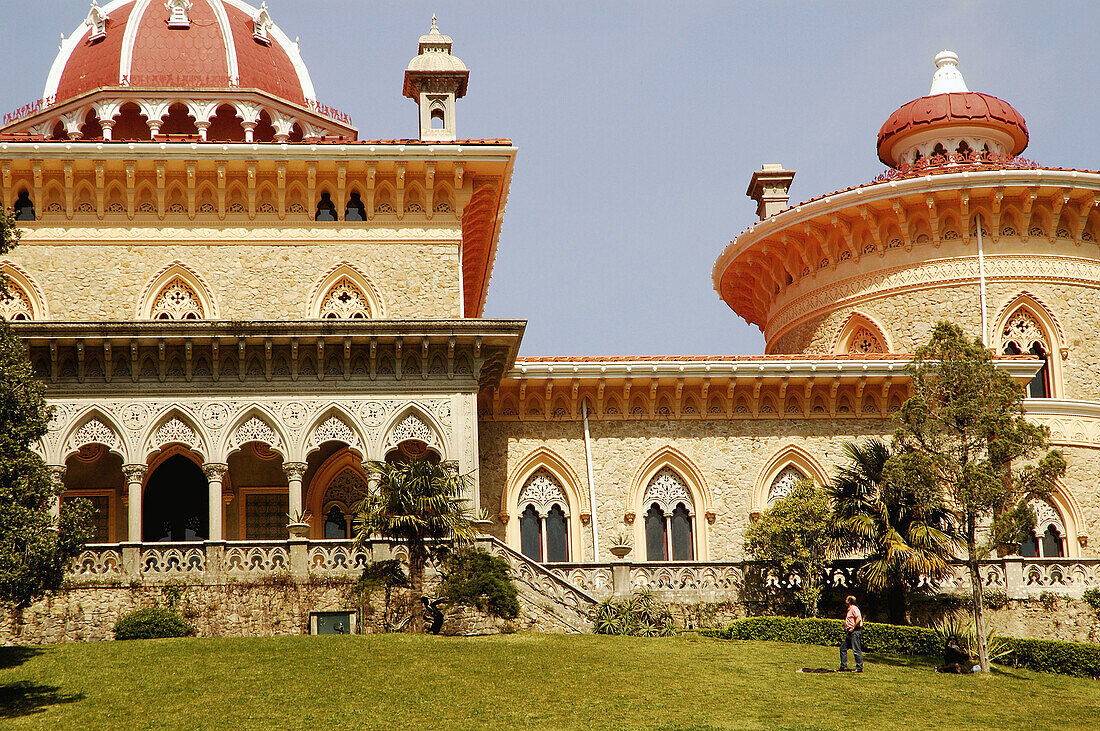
top-left (479, 417), bottom-right (894, 562)
top-left (8, 229), bottom-right (462, 319)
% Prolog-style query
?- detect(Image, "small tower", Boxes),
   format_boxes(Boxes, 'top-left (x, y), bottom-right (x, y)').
top-left (403, 16), bottom-right (469, 142)
top-left (746, 164), bottom-right (796, 221)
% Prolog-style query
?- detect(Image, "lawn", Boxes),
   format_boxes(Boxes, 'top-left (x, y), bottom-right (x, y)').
top-left (1, 633), bottom-right (1099, 730)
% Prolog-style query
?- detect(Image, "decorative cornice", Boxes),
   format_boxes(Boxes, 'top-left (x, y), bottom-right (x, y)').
top-left (17, 226), bottom-right (462, 243)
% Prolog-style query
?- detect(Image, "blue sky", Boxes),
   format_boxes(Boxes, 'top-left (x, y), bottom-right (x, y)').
top-left (3, 1), bottom-right (1099, 356)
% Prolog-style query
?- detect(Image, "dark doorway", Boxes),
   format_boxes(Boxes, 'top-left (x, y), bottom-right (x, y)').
top-left (143, 455), bottom-right (208, 542)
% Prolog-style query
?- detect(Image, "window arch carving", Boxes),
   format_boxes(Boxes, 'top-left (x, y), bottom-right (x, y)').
top-left (1020, 497), bottom-right (1067, 558)
top-left (151, 277), bottom-right (204, 320)
top-left (319, 277), bottom-right (372, 319)
top-left (995, 294), bottom-right (1064, 399)
top-left (0, 263), bottom-right (47, 320)
top-left (832, 312), bottom-right (891, 355)
top-left (642, 468), bottom-right (695, 561)
top-left (767, 465), bottom-right (806, 506)
top-left (0, 284), bottom-right (34, 321)
top-left (518, 468), bottom-right (570, 563)
top-left (753, 445), bottom-right (827, 515)
top-left (308, 263), bottom-right (384, 319)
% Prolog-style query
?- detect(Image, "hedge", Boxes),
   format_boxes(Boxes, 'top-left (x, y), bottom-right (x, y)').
top-left (113, 607), bottom-right (196, 640)
top-left (710, 616), bottom-right (1100, 678)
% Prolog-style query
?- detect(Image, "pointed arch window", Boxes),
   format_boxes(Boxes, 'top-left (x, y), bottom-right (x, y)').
top-left (315, 192), bottom-right (338, 222)
top-left (642, 467), bottom-right (694, 561)
top-left (151, 277), bottom-right (204, 320)
top-left (1000, 309), bottom-right (1051, 398)
top-left (517, 468), bottom-right (569, 563)
top-left (319, 277), bottom-right (371, 319)
top-left (321, 468), bottom-right (368, 539)
top-left (1020, 498), bottom-right (1066, 558)
top-left (345, 193), bottom-right (366, 221)
top-left (13, 191), bottom-right (35, 221)
top-left (768, 466), bottom-right (806, 506)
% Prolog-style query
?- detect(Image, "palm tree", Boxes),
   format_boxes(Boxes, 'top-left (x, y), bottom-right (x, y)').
top-left (826, 439), bottom-right (958, 624)
top-left (352, 458), bottom-right (478, 632)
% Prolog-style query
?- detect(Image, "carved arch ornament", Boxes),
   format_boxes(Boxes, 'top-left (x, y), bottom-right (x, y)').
top-left (502, 447), bottom-right (587, 562)
top-left (142, 407), bottom-right (208, 462)
top-left (379, 406), bottom-right (448, 460)
top-left (831, 311), bottom-right (892, 355)
top-left (0, 261), bottom-right (48, 320)
top-left (221, 406), bottom-right (288, 459)
top-left (307, 262), bottom-right (385, 319)
top-left (752, 444), bottom-right (829, 516)
top-left (993, 292), bottom-right (1065, 398)
top-left (137, 261), bottom-right (218, 320)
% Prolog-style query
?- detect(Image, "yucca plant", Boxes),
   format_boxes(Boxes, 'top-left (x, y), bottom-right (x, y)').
top-left (594, 589), bottom-right (675, 637)
top-left (932, 611), bottom-right (1012, 665)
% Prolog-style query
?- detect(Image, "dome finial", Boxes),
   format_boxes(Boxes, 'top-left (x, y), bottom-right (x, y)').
top-left (930, 50), bottom-right (968, 95)
top-left (430, 14), bottom-right (439, 34)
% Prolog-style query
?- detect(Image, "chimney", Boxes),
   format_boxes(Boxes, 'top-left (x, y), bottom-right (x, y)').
top-left (746, 164), bottom-right (796, 221)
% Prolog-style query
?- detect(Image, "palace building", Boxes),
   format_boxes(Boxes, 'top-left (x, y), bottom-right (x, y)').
top-left (1, 2), bottom-right (1097, 638)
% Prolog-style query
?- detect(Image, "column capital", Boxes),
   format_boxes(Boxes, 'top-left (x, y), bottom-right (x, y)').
top-left (202, 463), bottom-right (229, 480)
top-left (283, 462), bottom-right (308, 481)
top-left (122, 464), bottom-right (148, 483)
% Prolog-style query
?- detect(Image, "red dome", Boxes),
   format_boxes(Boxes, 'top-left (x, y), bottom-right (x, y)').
top-left (47, 0), bottom-right (314, 107)
top-left (877, 92), bottom-right (1028, 165)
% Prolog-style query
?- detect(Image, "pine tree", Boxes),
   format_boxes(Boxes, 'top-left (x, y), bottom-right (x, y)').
top-left (0, 206), bottom-right (91, 608)
top-left (892, 322), bottom-right (1065, 670)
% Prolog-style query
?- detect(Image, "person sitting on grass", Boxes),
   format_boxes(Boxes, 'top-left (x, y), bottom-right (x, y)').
top-left (936, 635), bottom-right (972, 674)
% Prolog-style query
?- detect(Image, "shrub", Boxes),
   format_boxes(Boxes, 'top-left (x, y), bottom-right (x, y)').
top-left (1083, 588), bottom-right (1100, 616)
top-left (113, 607), bottom-right (196, 640)
top-left (437, 549), bottom-right (519, 620)
top-left (595, 590), bottom-right (676, 637)
top-left (714, 615), bottom-right (1100, 678)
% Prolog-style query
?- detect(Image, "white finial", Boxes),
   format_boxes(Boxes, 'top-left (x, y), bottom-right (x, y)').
top-left (430, 14), bottom-right (439, 33)
top-left (930, 50), bottom-right (969, 95)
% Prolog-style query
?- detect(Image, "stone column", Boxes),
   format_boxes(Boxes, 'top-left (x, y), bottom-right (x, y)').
top-left (202, 463), bottom-right (229, 542)
top-left (122, 464), bottom-right (147, 543)
top-left (46, 465), bottom-right (66, 529)
top-left (283, 462), bottom-right (308, 522)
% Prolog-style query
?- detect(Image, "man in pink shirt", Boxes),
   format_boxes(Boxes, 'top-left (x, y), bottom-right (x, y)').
top-left (839, 595), bottom-right (863, 672)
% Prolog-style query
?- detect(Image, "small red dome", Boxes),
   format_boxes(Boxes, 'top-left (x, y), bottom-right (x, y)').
top-left (877, 92), bottom-right (1028, 166)
top-left (47, 0), bottom-right (314, 107)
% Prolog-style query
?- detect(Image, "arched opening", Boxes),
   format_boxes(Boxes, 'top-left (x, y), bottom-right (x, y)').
top-left (520, 505), bottom-right (541, 560)
top-left (345, 192), bottom-right (366, 221)
top-left (1000, 308), bottom-right (1052, 398)
top-left (303, 445), bottom-right (368, 539)
top-left (288, 123), bottom-right (305, 143)
top-left (227, 442), bottom-right (287, 540)
top-left (160, 103), bottom-right (197, 136)
top-left (62, 445), bottom-right (124, 543)
top-left (253, 111), bottom-right (277, 142)
top-left (1019, 498), bottom-right (1067, 558)
top-left (50, 120), bottom-right (68, 141)
top-left (315, 192), bottom-right (337, 222)
top-left (931, 142), bottom-right (947, 159)
top-left (143, 454), bottom-right (208, 542)
top-left (207, 105), bottom-right (245, 142)
top-left (516, 468), bottom-right (570, 563)
top-left (641, 467), bottom-right (695, 561)
top-left (430, 108), bottom-right (446, 130)
top-left (150, 277), bottom-right (205, 320)
top-left (79, 110), bottom-right (103, 140)
top-left (13, 190), bottom-right (35, 221)
top-left (955, 140), bottom-right (972, 159)
top-left (113, 103), bottom-right (151, 140)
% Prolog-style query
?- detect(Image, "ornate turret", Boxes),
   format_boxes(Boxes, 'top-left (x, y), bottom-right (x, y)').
top-left (403, 16), bottom-right (469, 142)
top-left (877, 51), bottom-right (1028, 168)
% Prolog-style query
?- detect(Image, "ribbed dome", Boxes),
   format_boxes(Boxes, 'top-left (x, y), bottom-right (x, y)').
top-left (46, 0), bottom-right (315, 107)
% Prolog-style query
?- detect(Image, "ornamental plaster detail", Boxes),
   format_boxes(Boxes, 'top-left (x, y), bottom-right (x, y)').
top-left (643, 468), bottom-right (694, 514)
top-left (518, 469), bottom-right (568, 516)
top-left (18, 227), bottom-right (463, 243)
top-left (767, 255), bottom-right (1100, 342)
top-left (767, 466), bottom-right (806, 506)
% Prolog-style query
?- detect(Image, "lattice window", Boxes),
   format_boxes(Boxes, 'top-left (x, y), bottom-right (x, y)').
top-left (768, 466), bottom-right (806, 506)
top-left (245, 493), bottom-right (289, 540)
top-left (319, 277), bottom-right (371, 319)
top-left (518, 468), bottom-right (568, 516)
top-left (1001, 309), bottom-right (1048, 353)
top-left (643, 468), bottom-right (693, 513)
top-left (323, 469), bottom-right (369, 508)
top-left (151, 278), bottom-right (203, 320)
top-left (0, 285), bottom-right (34, 321)
top-left (848, 326), bottom-right (884, 354)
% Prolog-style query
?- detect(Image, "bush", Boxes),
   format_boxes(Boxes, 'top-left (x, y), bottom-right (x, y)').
top-left (113, 607), bottom-right (196, 640)
top-left (713, 615), bottom-right (1100, 678)
top-left (1083, 588), bottom-right (1100, 615)
top-left (594, 590), bottom-right (676, 637)
top-left (437, 549), bottom-right (519, 620)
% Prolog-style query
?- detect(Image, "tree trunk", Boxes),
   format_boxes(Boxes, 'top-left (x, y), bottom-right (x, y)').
top-left (967, 521), bottom-right (989, 672)
top-left (887, 584), bottom-right (907, 625)
top-left (408, 542), bottom-right (426, 634)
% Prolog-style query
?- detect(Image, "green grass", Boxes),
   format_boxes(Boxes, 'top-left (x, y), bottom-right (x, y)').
top-left (1, 633), bottom-right (1099, 730)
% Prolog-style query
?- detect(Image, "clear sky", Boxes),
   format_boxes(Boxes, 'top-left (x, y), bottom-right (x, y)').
top-left (3, 1), bottom-right (1099, 357)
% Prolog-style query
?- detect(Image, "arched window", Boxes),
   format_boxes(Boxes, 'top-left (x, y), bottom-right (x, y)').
top-left (13, 190), bottom-right (35, 221)
top-left (1020, 498), bottom-right (1066, 558)
top-left (345, 192), bottom-right (366, 222)
top-left (847, 326), bottom-right (885, 354)
top-left (768, 465), bottom-right (806, 506)
top-left (319, 277), bottom-right (371, 319)
top-left (151, 277), bottom-right (204, 320)
top-left (321, 468), bottom-right (367, 540)
top-left (642, 467), bottom-right (694, 561)
top-left (315, 192), bottom-right (337, 222)
top-left (517, 468), bottom-right (569, 562)
top-left (143, 455), bottom-right (208, 542)
top-left (430, 108), bottom-right (446, 130)
top-left (1000, 309), bottom-right (1051, 398)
